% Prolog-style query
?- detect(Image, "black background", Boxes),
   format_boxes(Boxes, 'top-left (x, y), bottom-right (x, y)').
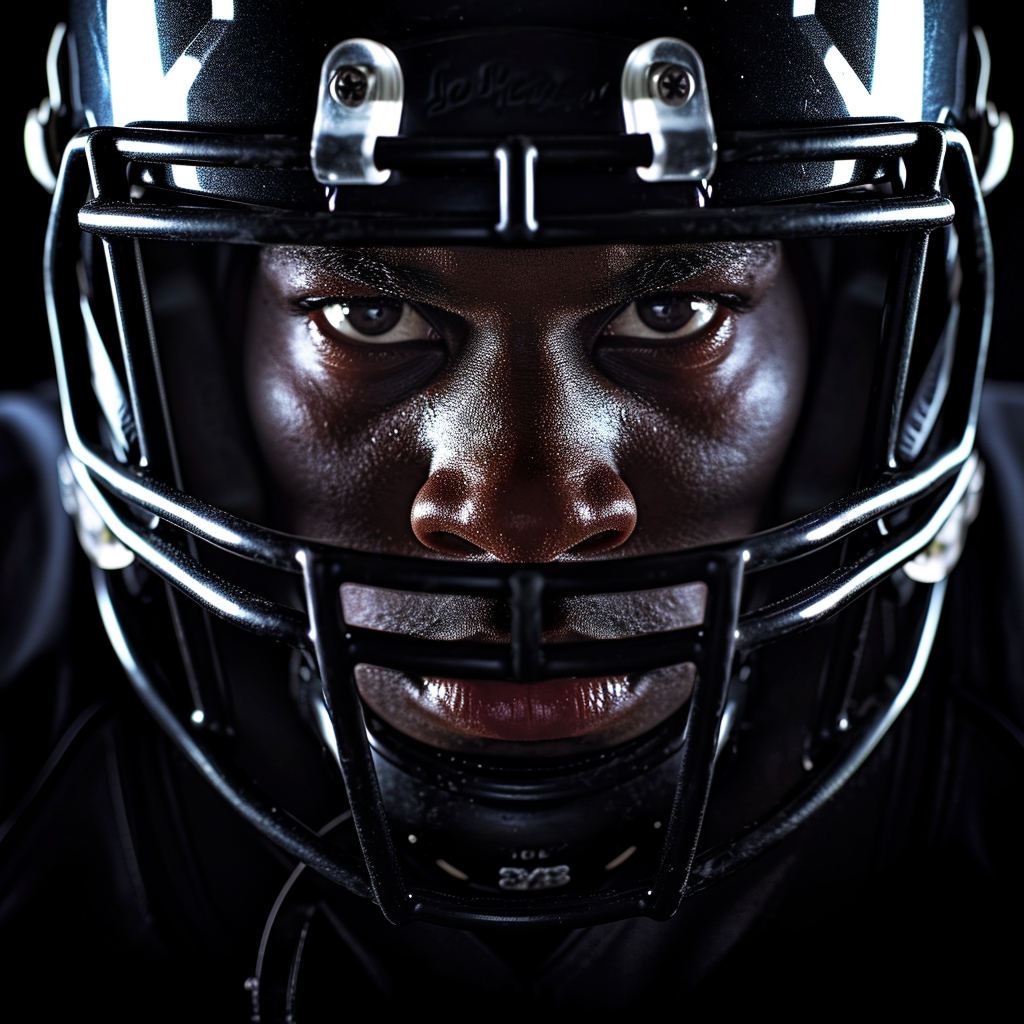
top-left (3, 2), bottom-right (1021, 390)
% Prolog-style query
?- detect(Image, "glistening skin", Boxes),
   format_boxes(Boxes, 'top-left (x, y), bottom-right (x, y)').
top-left (244, 242), bottom-right (808, 755)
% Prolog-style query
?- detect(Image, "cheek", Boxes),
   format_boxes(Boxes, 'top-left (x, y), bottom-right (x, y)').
top-left (243, 290), bottom-right (429, 546)
top-left (620, 269), bottom-right (808, 547)
top-left (244, 290), bottom-right (332, 491)
top-left (719, 271), bottom-right (808, 480)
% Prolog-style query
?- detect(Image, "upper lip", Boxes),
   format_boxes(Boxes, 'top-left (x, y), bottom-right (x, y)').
top-left (339, 581), bottom-right (708, 643)
top-left (341, 582), bottom-right (706, 750)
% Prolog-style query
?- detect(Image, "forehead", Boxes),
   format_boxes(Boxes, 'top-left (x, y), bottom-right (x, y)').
top-left (261, 242), bottom-right (779, 310)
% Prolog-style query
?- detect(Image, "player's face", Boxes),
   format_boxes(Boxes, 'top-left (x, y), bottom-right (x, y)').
top-left (245, 244), bottom-right (808, 755)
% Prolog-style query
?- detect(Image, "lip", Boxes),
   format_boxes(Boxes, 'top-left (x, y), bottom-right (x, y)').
top-left (345, 581), bottom-right (706, 754)
top-left (340, 580), bottom-right (708, 643)
top-left (356, 663), bottom-right (696, 755)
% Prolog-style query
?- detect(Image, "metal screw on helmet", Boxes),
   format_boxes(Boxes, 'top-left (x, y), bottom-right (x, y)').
top-left (312, 39), bottom-right (403, 185)
top-left (650, 62), bottom-right (695, 106)
top-left (331, 65), bottom-right (371, 107)
top-left (622, 38), bottom-right (716, 181)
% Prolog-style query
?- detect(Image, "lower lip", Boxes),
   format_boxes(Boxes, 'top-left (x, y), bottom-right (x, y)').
top-left (418, 675), bottom-right (636, 741)
top-left (355, 665), bottom-right (695, 749)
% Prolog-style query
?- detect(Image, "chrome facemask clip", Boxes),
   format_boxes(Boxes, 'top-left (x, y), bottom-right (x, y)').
top-left (621, 37), bottom-right (717, 182)
top-left (58, 452), bottom-right (134, 570)
top-left (902, 455), bottom-right (985, 584)
top-left (311, 38), bottom-right (404, 185)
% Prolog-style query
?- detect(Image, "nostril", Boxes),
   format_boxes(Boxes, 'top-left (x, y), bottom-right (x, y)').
top-left (412, 463), bottom-right (637, 561)
top-left (424, 531), bottom-right (488, 557)
top-left (411, 467), bottom-right (486, 555)
top-left (567, 529), bottom-right (632, 557)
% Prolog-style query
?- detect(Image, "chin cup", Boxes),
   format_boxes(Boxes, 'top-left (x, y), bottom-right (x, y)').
top-left (366, 715), bottom-right (686, 897)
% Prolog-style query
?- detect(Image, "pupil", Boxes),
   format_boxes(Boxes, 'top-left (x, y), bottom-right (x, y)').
top-left (636, 294), bottom-right (695, 332)
top-left (348, 301), bottom-right (403, 335)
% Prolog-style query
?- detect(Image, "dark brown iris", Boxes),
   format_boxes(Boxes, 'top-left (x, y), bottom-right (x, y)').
top-left (636, 293), bottom-right (699, 332)
top-left (345, 299), bottom-right (403, 335)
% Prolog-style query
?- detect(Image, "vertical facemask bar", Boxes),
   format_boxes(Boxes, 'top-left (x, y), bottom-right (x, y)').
top-left (48, 140), bottom-right (101, 457)
top-left (858, 227), bottom-right (930, 486)
top-left (802, 587), bottom-right (878, 773)
top-left (494, 138), bottom-right (539, 242)
top-left (302, 550), bottom-right (413, 925)
top-left (647, 551), bottom-right (742, 917)
top-left (861, 128), bottom-right (946, 481)
top-left (164, 578), bottom-right (234, 732)
top-left (875, 132), bottom-right (991, 487)
top-left (937, 133), bottom-right (993, 454)
top-left (509, 571), bottom-right (544, 681)
top-left (878, 229), bottom-right (931, 472)
top-left (84, 135), bottom-right (174, 476)
top-left (82, 131), bottom-right (234, 734)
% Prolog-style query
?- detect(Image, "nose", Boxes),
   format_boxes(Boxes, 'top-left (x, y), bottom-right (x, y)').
top-left (410, 317), bottom-right (639, 561)
top-left (411, 460), bottom-right (637, 561)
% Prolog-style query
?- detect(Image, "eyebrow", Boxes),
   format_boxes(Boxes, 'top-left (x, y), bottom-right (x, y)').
top-left (283, 247), bottom-right (447, 298)
top-left (279, 240), bottom-right (778, 307)
top-left (607, 251), bottom-right (710, 300)
top-left (605, 243), bottom-right (775, 303)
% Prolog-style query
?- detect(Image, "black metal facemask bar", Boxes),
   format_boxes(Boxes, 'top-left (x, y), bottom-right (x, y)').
top-left (75, 121), bottom-right (955, 245)
top-left (45, 119), bottom-right (992, 926)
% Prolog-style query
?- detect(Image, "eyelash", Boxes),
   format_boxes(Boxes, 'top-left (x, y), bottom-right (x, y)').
top-left (300, 290), bottom-right (745, 352)
top-left (603, 291), bottom-right (738, 342)
top-left (302, 296), bottom-right (442, 347)
top-left (620, 292), bottom-right (747, 316)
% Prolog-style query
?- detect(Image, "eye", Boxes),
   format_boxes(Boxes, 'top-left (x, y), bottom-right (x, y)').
top-left (317, 298), bottom-right (437, 345)
top-left (604, 293), bottom-right (718, 340)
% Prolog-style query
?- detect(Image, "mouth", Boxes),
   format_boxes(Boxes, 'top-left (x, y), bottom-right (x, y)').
top-left (343, 580), bottom-right (706, 756)
top-left (355, 663), bottom-right (696, 757)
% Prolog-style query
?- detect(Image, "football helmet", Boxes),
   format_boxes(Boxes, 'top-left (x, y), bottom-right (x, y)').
top-left (26, 0), bottom-right (1009, 947)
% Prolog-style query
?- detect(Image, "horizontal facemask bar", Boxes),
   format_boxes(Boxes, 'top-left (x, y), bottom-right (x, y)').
top-left (67, 420), bottom-right (976, 579)
top-left (80, 195), bottom-right (951, 246)
top-left (339, 580), bottom-right (708, 639)
top-left (74, 122), bottom-right (953, 246)
top-left (81, 122), bottom-right (929, 171)
top-left (65, 447), bottom-right (976, 667)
